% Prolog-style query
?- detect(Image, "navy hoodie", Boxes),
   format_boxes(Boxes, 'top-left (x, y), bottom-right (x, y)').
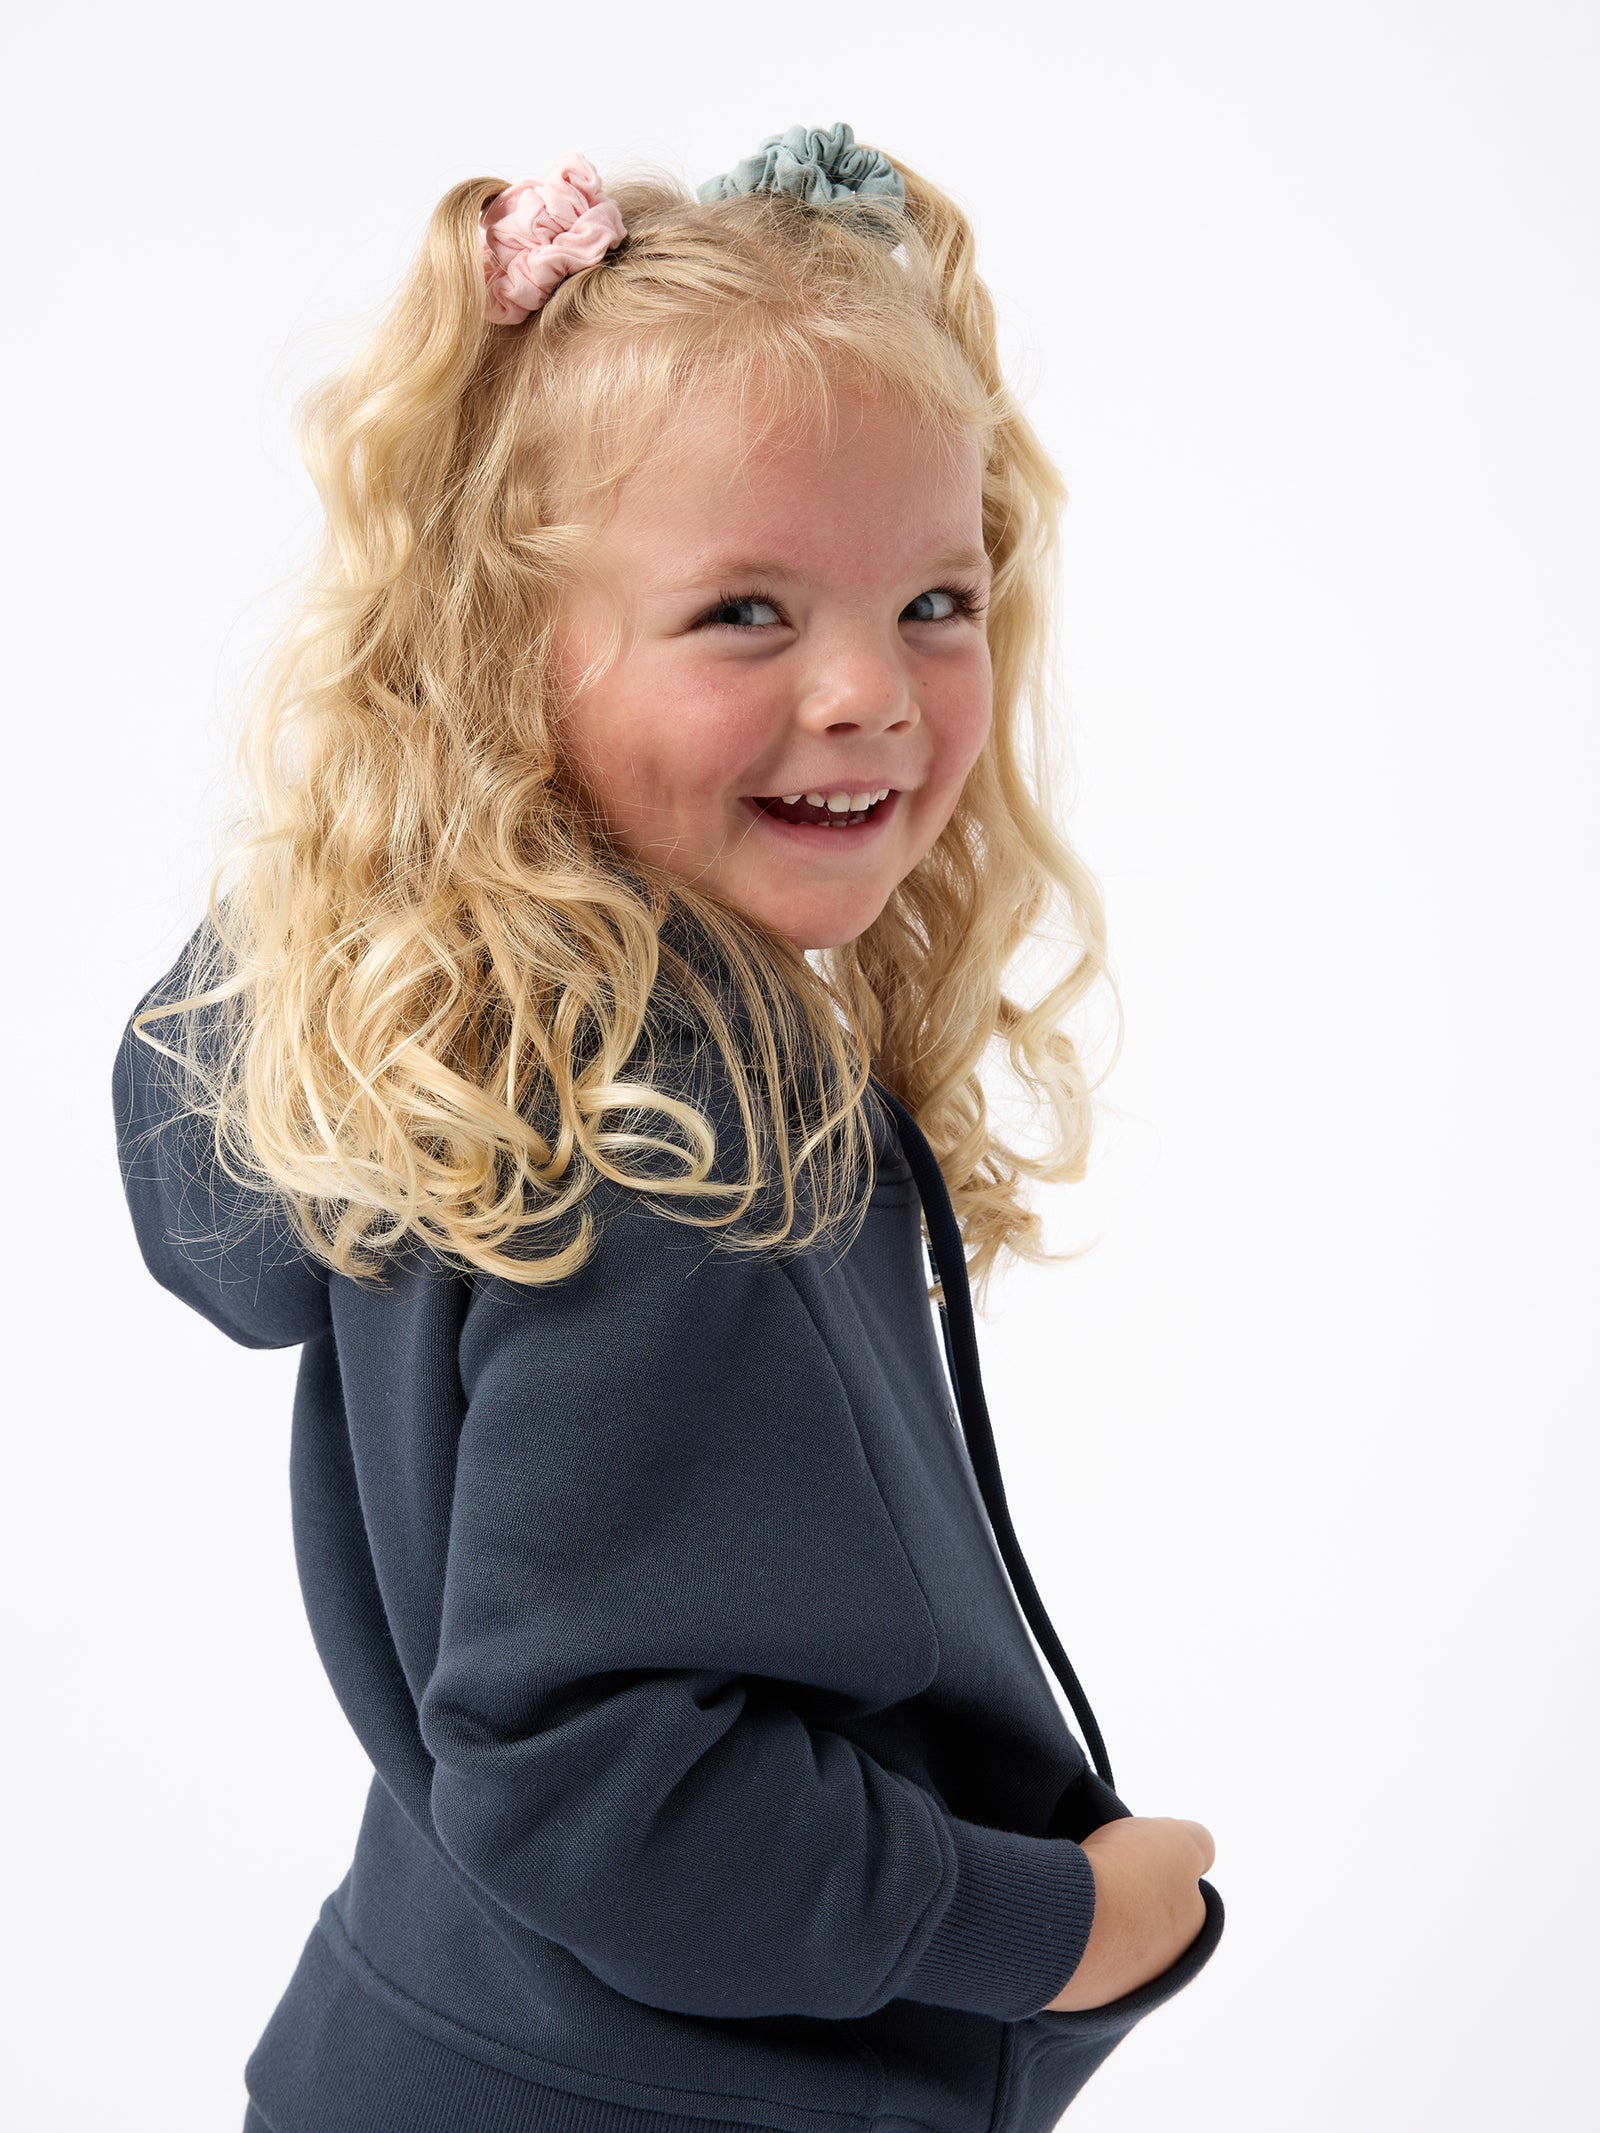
top-left (112, 912), bottom-right (1223, 2133)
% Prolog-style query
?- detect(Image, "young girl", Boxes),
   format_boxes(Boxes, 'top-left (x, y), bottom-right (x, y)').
top-left (113, 122), bottom-right (1223, 2133)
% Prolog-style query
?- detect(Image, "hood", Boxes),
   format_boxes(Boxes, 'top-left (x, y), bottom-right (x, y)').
top-left (112, 915), bottom-right (333, 1350)
top-left (112, 904), bottom-right (902, 1350)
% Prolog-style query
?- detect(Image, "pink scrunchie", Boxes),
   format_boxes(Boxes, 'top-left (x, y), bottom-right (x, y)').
top-left (480, 153), bottom-right (628, 325)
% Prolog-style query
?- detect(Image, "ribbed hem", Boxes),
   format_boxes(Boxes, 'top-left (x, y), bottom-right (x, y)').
top-left (897, 1815), bottom-right (1097, 2020)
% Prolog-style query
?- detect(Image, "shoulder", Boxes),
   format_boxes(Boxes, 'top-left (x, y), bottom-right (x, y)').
top-left (462, 1174), bottom-right (798, 1373)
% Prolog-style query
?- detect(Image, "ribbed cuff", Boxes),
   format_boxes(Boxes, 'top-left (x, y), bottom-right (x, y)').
top-left (897, 1813), bottom-right (1098, 2020)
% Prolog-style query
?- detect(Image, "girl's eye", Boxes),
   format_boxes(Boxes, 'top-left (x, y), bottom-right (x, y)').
top-left (704, 597), bottom-right (785, 627)
top-left (697, 583), bottom-right (989, 632)
top-left (904, 585), bottom-right (987, 624)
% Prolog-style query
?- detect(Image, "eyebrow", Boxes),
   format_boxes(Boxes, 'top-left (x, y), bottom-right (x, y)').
top-left (674, 545), bottom-right (993, 584)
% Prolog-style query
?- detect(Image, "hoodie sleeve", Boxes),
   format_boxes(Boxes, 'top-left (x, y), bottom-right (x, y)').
top-left (418, 1193), bottom-right (1098, 2024)
top-left (111, 920), bottom-right (332, 1351)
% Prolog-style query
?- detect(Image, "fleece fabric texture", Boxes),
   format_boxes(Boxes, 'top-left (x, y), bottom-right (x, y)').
top-left (112, 913), bottom-right (1223, 2133)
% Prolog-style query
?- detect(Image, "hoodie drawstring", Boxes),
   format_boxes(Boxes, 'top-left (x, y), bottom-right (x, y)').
top-left (868, 1076), bottom-right (1116, 1793)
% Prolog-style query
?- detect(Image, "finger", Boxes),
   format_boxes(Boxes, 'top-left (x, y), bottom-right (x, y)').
top-left (1181, 1820), bottom-right (1216, 1872)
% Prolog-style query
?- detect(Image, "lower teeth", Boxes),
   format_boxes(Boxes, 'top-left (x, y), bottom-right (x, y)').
top-left (761, 799), bottom-right (874, 826)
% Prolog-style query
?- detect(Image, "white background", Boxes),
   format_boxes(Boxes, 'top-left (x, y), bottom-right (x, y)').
top-left (5, 2), bottom-right (1596, 2126)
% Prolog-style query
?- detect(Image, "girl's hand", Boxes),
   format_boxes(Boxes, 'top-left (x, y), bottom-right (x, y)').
top-left (1040, 1816), bottom-right (1215, 2013)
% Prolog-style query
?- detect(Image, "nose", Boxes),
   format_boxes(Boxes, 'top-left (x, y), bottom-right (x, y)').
top-left (793, 625), bottom-right (918, 739)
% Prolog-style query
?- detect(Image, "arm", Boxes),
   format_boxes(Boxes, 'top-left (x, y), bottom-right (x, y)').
top-left (419, 1197), bottom-right (1098, 2023)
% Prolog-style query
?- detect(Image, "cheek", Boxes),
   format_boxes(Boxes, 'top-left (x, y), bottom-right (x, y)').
top-left (576, 658), bottom-right (774, 812)
top-left (931, 655), bottom-right (994, 787)
top-left (668, 667), bottom-right (784, 795)
top-left (551, 631), bottom-right (626, 783)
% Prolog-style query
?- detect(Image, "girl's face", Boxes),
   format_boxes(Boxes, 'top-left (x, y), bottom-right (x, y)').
top-left (552, 385), bottom-right (993, 952)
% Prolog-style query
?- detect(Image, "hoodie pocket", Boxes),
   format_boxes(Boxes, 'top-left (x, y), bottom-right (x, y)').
top-left (999, 1877), bottom-right (1226, 2131)
top-left (1031, 1873), bottom-right (1225, 2040)
top-left (1037, 1761), bottom-right (1225, 2028)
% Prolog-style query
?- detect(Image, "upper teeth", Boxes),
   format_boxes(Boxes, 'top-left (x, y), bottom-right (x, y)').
top-left (779, 788), bottom-right (890, 810)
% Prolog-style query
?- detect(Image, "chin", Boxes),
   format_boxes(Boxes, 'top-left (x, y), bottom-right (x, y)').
top-left (697, 871), bottom-right (864, 949)
top-left (751, 894), bottom-right (887, 955)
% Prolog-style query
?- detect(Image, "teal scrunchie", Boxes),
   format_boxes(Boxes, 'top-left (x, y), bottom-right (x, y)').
top-left (696, 120), bottom-right (906, 217)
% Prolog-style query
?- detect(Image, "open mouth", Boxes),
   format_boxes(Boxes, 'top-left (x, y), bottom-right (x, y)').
top-left (748, 787), bottom-right (894, 828)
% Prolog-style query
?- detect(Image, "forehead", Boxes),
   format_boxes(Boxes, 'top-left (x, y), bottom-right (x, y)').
top-left (602, 385), bottom-right (986, 578)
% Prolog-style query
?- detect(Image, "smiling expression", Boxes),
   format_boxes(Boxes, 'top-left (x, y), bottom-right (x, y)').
top-left (551, 386), bottom-right (994, 952)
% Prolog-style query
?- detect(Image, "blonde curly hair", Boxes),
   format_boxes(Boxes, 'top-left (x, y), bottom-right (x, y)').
top-left (130, 145), bottom-right (1121, 1310)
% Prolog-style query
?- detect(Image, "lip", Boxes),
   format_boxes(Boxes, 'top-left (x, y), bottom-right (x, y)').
top-left (740, 789), bottom-right (902, 845)
top-left (745, 784), bottom-right (905, 804)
